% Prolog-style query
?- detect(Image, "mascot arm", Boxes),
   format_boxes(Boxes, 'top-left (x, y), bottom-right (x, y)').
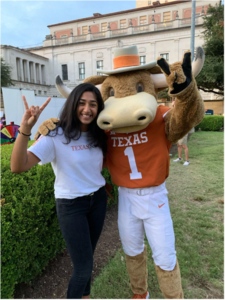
top-left (157, 51), bottom-right (205, 144)
top-left (34, 118), bottom-right (59, 140)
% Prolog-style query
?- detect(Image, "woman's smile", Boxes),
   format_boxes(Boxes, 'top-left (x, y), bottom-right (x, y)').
top-left (77, 91), bottom-right (98, 131)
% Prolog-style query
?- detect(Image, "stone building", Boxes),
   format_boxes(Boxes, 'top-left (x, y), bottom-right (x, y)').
top-left (29, 0), bottom-right (210, 90)
top-left (1, 45), bottom-right (57, 112)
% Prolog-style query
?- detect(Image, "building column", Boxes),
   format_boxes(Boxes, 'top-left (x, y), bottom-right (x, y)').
top-left (39, 64), bottom-right (42, 84)
top-left (29, 62), bottom-right (33, 83)
top-left (20, 58), bottom-right (24, 81)
top-left (33, 62), bottom-right (37, 83)
top-left (27, 61), bottom-right (30, 82)
top-left (36, 63), bottom-right (40, 84)
top-left (41, 65), bottom-right (46, 85)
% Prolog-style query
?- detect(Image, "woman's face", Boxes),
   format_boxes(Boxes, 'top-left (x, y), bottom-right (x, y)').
top-left (77, 91), bottom-right (98, 132)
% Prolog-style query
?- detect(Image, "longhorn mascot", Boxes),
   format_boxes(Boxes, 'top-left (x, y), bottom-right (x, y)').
top-left (35, 45), bottom-right (205, 299)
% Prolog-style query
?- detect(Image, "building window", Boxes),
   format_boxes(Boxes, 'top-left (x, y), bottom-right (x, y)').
top-left (79, 62), bottom-right (85, 79)
top-left (82, 26), bottom-right (88, 35)
top-left (140, 16), bottom-right (147, 25)
top-left (38, 90), bottom-right (42, 95)
top-left (101, 22), bottom-right (107, 32)
top-left (160, 53), bottom-right (169, 62)
top-left (61, 34), bottom-right (68, 38)
top-left (148, 1), bottom-right (151, 5)
top-left (44, 91), bottom-right (47, 95)
top-left (163, 11), bottom-right (171, 22)
top-left (62, 64), bottom-right (68, 80)
top-left (97, 60), bottom-right (103, 75)
top-left (140, 56), bottom-right (146, 65)
top-left (120, 19), bottom-right (127, 28)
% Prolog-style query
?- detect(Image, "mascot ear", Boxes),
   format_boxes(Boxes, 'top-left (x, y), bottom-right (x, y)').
top-left (55, 75), bottom-right (108, 97)
top-left (83, 75), bottom-right (108, 85)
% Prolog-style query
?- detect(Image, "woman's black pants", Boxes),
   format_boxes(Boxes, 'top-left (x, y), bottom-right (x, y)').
top-left (56, 186), bottom-right (107, 299)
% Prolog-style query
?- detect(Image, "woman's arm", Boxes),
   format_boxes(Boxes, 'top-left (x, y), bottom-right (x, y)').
top-left (11, 95), bottom-right (51, 173)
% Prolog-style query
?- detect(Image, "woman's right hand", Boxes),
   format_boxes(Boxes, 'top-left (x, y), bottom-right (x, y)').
top-left (20, 95), bottom-right (51, 133)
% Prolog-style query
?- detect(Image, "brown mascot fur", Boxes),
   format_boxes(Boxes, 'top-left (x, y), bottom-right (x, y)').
top-left (35, 45), bottom-right (205, 299)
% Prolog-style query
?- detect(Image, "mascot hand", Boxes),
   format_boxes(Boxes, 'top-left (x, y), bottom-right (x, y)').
top-left (157, 50), bottom-right (192, 95)
top-left (34, 118), bottom-right (59, 140)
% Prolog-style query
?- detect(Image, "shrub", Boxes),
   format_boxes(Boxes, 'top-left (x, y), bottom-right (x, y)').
top-left (2, 141), bottom-right (65, 298)
top-left (102, 167), bottom-right (118, 206)
top-left (195, 115), bottom-right (224, 131)
top-left (1, 141), bottom-right (117, 299)
top-left (157, 89), bottom-right (170, 101)
top-left (222, 116), bottom-right (225, 127)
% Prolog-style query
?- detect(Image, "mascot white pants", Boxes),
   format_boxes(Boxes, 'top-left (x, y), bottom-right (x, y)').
top-left (118, 182), bottom-right (176, 270)
top-left (118, 183), bottom-right (183, 298)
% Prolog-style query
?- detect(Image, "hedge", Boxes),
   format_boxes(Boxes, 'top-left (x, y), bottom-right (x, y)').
top-left (1, 141), bottom-right (117, 299)
top-left (195, 115), bottom-right (224, 131)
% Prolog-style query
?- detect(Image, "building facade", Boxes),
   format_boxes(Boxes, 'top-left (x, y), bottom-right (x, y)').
top-left (28, 0), bottom-right (212, 95)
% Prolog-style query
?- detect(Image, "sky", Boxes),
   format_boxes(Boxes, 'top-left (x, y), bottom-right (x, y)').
top-left (1, 0), bottom-right (136, 48)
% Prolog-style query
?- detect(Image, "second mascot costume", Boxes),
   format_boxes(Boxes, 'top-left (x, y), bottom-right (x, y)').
top-left (35, 45), bottom-right (205, 299)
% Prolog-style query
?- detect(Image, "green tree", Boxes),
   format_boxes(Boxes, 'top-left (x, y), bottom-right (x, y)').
top-left (1, 57), bottom-right (14, 88)
top-left (157, 89), bottom-right (171, 101)
top-left (196, 3), bottom-right (224, 95)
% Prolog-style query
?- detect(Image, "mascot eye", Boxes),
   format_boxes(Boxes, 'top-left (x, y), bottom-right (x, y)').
top-left (109, 88), bottom-right (115, 97)
top-left (136, 83), bottom-right (144, 93)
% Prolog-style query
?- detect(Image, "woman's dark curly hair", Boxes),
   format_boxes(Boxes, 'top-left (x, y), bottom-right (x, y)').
top-left (55, 83), bottom-right (107, 156)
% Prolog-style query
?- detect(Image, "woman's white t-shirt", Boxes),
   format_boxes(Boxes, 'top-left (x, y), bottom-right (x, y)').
top-left (28, 128), bottom-right (106, 199)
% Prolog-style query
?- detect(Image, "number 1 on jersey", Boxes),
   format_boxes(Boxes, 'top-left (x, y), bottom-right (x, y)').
top-left (124, 147), bottom-right (142, 180)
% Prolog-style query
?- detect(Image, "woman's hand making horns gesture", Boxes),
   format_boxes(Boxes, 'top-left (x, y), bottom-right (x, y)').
top-left (20, 95), bottom-right (51, 133)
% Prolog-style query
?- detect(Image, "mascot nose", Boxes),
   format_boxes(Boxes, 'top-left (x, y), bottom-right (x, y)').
top-left (135, 110), bottom-right (152, 124)
top-left (138, 116), bottom-right (146, 121)
top-left (97, 115), bottom-right (114, 129)
top-left (97, 109), bottom-right (153, 130)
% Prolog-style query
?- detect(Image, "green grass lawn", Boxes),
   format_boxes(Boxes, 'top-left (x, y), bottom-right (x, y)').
top-left (91, 131), bottom-right (224, 299)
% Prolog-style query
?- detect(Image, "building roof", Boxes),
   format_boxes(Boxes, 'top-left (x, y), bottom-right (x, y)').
top-left (47, 0), bottom-right (190, 28)
top-left (0, 45), bottom-right (47, 59)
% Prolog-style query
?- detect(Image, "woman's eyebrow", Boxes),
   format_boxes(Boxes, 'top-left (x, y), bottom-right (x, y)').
top-left (80, 99), bottom-right (97, 102)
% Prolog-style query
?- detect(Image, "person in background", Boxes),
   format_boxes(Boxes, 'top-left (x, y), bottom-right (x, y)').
top-left (1, 121), bottom-right (6, 129)
top-left (172, 98), bottom-right (190, 166)
top-left (11, 83), bottom-right (108, 299)
top-left (1, 113), bottom-right (5, 124)
top-left (1, 114), bottom-right (6, 129)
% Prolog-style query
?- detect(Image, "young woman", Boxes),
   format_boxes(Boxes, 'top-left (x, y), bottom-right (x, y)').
top-left (11, 83), bottom-right (108, 299)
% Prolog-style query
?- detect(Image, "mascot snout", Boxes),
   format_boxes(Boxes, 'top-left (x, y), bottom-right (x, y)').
top-left (97, 92), bottom-right (158, 133)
